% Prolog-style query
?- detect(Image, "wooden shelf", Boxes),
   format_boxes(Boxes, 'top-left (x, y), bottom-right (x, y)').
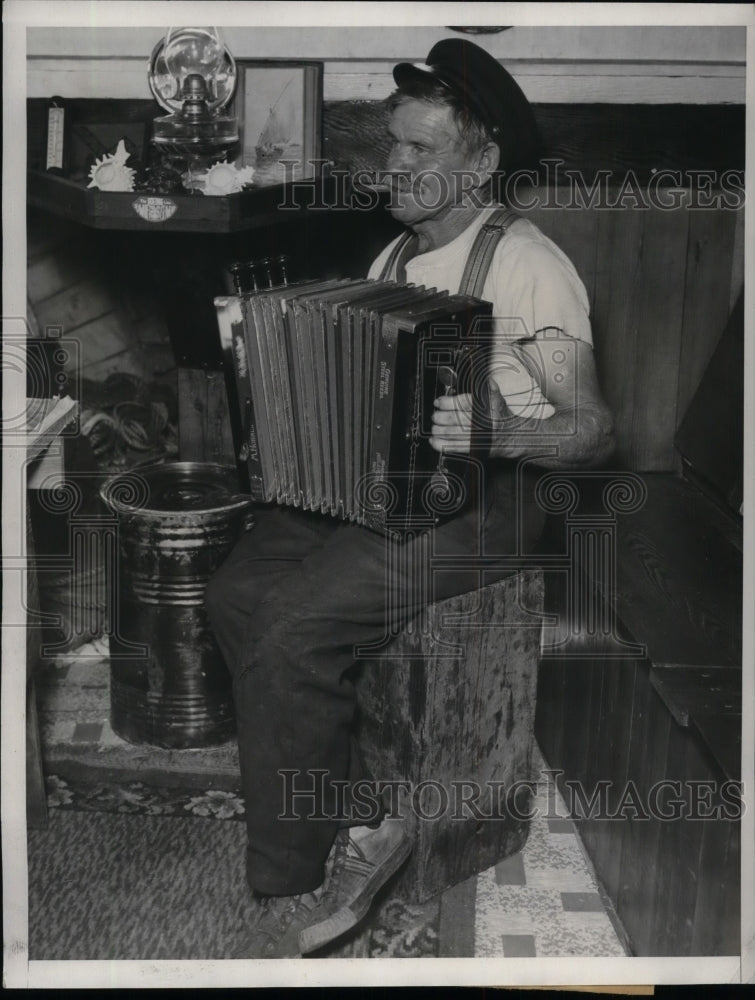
top-left (27, 170), bottom-right (327, 234)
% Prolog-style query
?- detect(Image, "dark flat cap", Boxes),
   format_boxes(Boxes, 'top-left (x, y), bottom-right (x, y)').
top-left (393, 38), bottom-right (542, 172)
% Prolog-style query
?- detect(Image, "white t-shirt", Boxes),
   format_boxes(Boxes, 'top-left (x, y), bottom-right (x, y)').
top-left (368, 206), bottom-right (592, 419)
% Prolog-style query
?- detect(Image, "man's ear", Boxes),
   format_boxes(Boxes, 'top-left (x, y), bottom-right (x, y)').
top-left (474, 141), bottom-right (501, 184)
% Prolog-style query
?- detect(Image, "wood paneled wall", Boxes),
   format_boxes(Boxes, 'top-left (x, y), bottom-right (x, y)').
top-left (520, 197), bottom-right (740, 472)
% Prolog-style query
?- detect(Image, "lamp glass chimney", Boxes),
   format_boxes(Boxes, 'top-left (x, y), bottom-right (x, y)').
top-left (163, 26), bottom-right (224, 103)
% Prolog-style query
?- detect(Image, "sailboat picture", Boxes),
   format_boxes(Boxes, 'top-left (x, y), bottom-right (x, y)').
top-left (233, 61), bottom-right (323, 187)
top-left (255, 78), bottom-right (296, 158)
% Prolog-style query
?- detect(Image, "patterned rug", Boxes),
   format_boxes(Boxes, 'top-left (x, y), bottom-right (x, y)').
top-left (28, 773), bottom-right (440, 961)
top-left (30, 644), bottom-right (627, 962)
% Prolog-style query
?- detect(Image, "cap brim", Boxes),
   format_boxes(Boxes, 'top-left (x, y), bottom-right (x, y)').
top-left (392, 61), bottom-right (440, 89)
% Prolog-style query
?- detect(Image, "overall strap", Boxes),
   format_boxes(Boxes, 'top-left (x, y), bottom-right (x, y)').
top-left (377, 231), bottom-right (418, 283)
top-left (378, 205), bottom-right (519, 290)
top-left (458, 206), bottom-right (520, 299)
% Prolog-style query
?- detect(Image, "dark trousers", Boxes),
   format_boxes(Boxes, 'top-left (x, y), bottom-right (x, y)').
top-left (205, 463), bottom-right (544, 895)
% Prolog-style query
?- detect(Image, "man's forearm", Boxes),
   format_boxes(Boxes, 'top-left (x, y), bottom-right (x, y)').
top-left (488, 403), bottom-right (615, 469)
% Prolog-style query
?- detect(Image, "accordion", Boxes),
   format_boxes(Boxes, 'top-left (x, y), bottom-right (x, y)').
top-left (215, 277), bottom-right (493, 536)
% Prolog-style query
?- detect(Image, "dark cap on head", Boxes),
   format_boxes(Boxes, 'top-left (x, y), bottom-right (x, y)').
top-left (392, 38), bottom-right (542, 172)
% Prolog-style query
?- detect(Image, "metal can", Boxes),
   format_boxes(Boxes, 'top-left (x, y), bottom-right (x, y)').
top-left (100, 462), bottom-right (254, 748)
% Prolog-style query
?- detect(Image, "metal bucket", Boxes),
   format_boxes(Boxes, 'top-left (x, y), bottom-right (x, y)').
top-left (100, 462), bottom-right (255, 749)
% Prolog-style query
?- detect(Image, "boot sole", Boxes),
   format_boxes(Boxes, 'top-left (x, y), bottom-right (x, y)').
top-left (299, 835), bottom-right (413, 954)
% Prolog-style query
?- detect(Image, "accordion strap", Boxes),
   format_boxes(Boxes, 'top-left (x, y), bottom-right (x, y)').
top-left (458, 205), bottom-right (520, 299)
top-left (378, 205), bottom-right (520, 295)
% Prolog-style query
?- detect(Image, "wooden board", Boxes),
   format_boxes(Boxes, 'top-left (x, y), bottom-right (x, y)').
top-left (355, 570), bottom-right (544, 903)
top-left (535, 477), bottom-right (741, 956)
top-left (532, 104), bottom-right (744, 181)
top-left (608, 475), bottom-right (742, 668)
top-left (27, 170), bottom-right (328, 234)
top-left (591, 206), bottom-right (646, 467)
top-left (650, 665), bottom-right (741, 730)
top-left (25, 25), bottom-right (747, 66)
top-left (650, 664), bottom-right (741, 782)
top-left (692, 714), bottom-right (742, 788)
top-left (677, 209), bottom-right (739, 419)
top-left (26, 510), bottom-right (48, 830)
top-left (177, 368), bottom-right (236, 466)
top-left (691, 798), bottom-right (741, 955)
top-left (631, 205), bottom-right (690, 471)
top-left (675, 292), bottom-right (744, 513)
top-left (614, 671), bottom-right (673, 957)
top-left (537, 643), bottom-right (740, 956)
top-left (649, 725), bottom-right (712, 954)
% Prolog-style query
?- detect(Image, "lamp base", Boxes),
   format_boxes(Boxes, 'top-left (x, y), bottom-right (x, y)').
top-left (150, 145), bottom-right (240, 194)
top-left (151, 112), bottom-right (239, 191)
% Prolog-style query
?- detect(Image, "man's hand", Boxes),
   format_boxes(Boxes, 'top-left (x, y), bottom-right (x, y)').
top-left (430, 392), bottom-right (473, 454)
top-left (429, 387), bottom-right (513, 455)
top-left (429, 336), bottom-right (616, 469)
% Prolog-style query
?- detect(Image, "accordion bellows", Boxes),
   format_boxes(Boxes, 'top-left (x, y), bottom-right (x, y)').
top-left (215, 279), bottom-right (493, 536)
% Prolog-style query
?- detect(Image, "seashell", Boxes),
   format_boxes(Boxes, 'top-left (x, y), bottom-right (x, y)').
top-left (195, 161), bottom-right (256, 196)
top-left (87, 140), bottom-right (136, 192)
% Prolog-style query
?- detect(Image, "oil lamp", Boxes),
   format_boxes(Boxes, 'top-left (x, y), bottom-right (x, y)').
top-left (148, 27), bottom-right (238, 187)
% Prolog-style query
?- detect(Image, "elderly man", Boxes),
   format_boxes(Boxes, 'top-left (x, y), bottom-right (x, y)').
top-left (207, 38), bottom-right (614, 959)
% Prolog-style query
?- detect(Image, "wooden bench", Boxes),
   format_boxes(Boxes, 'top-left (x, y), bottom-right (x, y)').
top-left (355, 568), bottom-right (545, 903)
top-left (534, 298), bottom-right (743, 956)
top-left (535, 472), bottom-right (742, 956)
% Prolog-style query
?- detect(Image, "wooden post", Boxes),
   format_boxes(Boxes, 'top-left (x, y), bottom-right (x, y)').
top-left (355, 569), bottom-right (544, 903)
top-left (177, 367), bottom-right (236, 465)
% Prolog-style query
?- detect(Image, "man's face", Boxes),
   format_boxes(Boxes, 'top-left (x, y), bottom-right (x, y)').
top-left (384, 99), bottom-right (486, 226)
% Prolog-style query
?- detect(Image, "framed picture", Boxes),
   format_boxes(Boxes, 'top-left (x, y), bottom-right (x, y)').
top-left (231, 60), bottom-right (323, 188)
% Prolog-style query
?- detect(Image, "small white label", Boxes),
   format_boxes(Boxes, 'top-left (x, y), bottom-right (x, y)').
top-left (132, 196), bottom-right (178, 223)
top-left (233, 332), bottom-right (248, 378)
top-left (378, 360), bottom-right (391, 399)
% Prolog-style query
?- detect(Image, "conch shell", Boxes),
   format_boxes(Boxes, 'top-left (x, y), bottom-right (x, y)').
top-left (87, 140), bottom-right (136, 192)
top-left (193, 161), bottom-right (255, 196)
